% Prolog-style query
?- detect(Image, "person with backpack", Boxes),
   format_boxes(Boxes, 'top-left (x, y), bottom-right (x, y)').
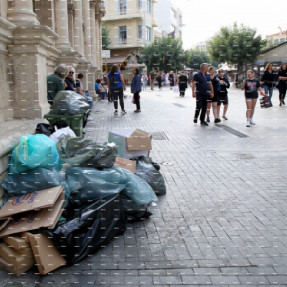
top-left (131, 68), bottom-right (142, 113)
top-left (107, 65), bottom-right (126, 115)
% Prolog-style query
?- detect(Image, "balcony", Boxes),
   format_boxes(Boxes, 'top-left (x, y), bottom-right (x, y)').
top-left (103, 11), bottom-right (145, 22)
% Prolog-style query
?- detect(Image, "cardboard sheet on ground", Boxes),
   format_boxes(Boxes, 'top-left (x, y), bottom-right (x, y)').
top-left (0, 186), bottom-right (65, 237)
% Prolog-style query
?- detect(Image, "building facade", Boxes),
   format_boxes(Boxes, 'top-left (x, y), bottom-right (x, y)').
top-left (102, 0), bottom-right (157, 80)
top-left (266, 30), bottom-right (287, 46)
top-left (154, 0), bottom-right (182, 39)
top-left (0, 0), bottom-right (104, 123)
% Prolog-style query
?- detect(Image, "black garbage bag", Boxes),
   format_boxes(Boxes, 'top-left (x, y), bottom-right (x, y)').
top-left (46, 194), bottom-right (126, 265)
top-left (120, 194), bottom-right (152, 222)
top-left (136, 157), bottom-right (166, 196)
top-left (57, 136), bottom-right (118, 169)
top-left (49, 90), bottom-right (89, 115)
top-left (35, 123), bottom-right (55, 136)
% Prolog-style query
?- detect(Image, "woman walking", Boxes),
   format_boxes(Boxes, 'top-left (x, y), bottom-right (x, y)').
top-left (278, 63), bottom-right (287, 106)
top-left (141, 73), bottom-right (148, 91)
top-left (206, 67), bottom-right (220, 123)
top-left (157, 71), bottom-right (163, 90)
top-left (242, 70), bottom-right (266, 127)
top-left (177, 72), bottom-right (188, 97)
top-left (107, 65), bottom-right (126, 115)
top-left (217, 69), bottom-right (230, 120)
top-left (261, 62), bottom-right (276, 104)
top-left (131, 68), bottom-right (142, 113)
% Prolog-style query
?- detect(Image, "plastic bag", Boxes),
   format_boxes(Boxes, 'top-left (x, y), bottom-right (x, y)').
top-left (66, 166), bottom-right (157, 206)
top-left (47, 194), bottom-right (126, 265)
top-left (136, 156), bottom-right (166, 196)
top-left (9, 134), bottom-right (60, 174)
top-left (49, 90), bottom-right (90, 115)
top-left (174, 85), bottom-right (179, 93)
top-left (50, 126), bottom-right (76, 143)
top-left (1, 167), bottom-right (70, 201)
top-left (57, 136), bottom-right (117, 169)
top-left (35, 123), bottom-right (55, 137)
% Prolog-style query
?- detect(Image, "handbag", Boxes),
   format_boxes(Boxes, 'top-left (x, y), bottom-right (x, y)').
top-left (260, 96), bottom-right (273, 108)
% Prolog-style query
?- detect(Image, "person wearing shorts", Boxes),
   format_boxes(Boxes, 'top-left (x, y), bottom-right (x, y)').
top-left (241, 70), bottom-right (266, 127)
top-left (217, 69), bottom-right (230, 120)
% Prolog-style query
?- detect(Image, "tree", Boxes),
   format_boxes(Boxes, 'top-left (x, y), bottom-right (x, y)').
top-left (186, 49), bottom-right (210, 70)
top-left (141, 37), bottom-right (186, 72)
top-left (207, 22), bottom-right (266, 69)
top-left (101, 23), bottom-right (111, 50)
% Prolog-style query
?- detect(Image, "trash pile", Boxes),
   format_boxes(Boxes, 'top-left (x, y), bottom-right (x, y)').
top-left (0, 120), bottom-right (166, 275)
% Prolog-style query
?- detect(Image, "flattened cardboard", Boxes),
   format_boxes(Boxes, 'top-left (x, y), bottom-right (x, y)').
top-left (0, 187), bottom-right (65, 237)
top-left (130, 129), bottom-right (150, 137)
top-left (3, 235), bottom-right (29, 250)
top-left (28, 233), bottom-right (66, 275)
top-left (127, 129), bottom-right (152, 151)
top-left (114, 157), bottom-right (136, 173)
top-left (0, 255), bottom-right (33, 276)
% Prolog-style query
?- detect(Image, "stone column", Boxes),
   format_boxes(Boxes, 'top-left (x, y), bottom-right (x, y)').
top-left (73, 0), bottom-right (85, 58)
top-left (54, 0), bottom-right (71, 50)
top-left (7, 0), bottom-right (39, 26)
top-left (90, 2), bottom-right (97, 67)
top-left (67, 3), bottom-right (74, 48)
top-left (83, 0), bottom-right (92, 62)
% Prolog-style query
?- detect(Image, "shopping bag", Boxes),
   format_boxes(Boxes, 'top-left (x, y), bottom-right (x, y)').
top-left (174, 85), bottom-right (179, 93)
top-left (260, 96), bottom-right (272, 108)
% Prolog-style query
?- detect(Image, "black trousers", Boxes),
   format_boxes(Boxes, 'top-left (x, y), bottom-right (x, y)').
top-left (279, 84), bottom-right (287, 101)
top-left (194, 95), bottom-right (208, 123)
top-left (112, 87), bottom-right (124, 110)
top-left (134, 92), bottom-right (140, 110)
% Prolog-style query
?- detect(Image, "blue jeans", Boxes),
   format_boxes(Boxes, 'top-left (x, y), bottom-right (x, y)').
top-left (84, 94), bottom-right (93, 112)
top-left (263, 85), bottom-right (274, 101)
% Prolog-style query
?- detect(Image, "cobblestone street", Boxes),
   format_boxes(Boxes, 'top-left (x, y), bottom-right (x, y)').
top-left (2, 85), bottom-right (287, 286)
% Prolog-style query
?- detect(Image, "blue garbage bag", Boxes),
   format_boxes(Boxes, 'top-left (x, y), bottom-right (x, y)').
top-left (9, 134), bottom-right (60, 174)
top-left (66, 166), bottom-right (157, 205)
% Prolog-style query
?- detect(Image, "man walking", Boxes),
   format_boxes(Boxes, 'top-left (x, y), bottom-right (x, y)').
top-left (192, 63), bottom-right (214, 126)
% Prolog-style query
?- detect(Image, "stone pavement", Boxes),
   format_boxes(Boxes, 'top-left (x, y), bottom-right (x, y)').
top-left (1, 85), bottom-right (287, 286)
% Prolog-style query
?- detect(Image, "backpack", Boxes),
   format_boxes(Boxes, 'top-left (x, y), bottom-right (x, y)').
top-left (110, 73), bottom-right (119, 87)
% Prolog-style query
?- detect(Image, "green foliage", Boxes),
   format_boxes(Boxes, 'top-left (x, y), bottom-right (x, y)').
top-left (186, 49), bottom-right (210, 69)
top-left (207, 23), bottom-right (266, 66)
top-left (141, 37), bottom-right (186, 72)
top-left (102, 23), bottom-right (111, 50)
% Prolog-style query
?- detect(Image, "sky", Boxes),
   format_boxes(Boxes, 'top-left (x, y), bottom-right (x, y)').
top-left (174, 0), bottom-right (287, 49)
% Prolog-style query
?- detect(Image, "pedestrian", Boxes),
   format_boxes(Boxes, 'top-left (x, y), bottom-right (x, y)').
top-left (142, 73), bottom-right (148, 91)
top-left (131, 67), bottom-right (142, 113)
top-left (150, 69), bottom-right (155, 90)
top-left (206, 67), bottom-right (221, 123)
top-left (107, 65), bottom-right (126, 115)
top-left (261, 62), bottom-right (276, 104)
top-left (157, 71), bottom-right (163, 90)
top-left (217, 69), bottom-right (230, 120)
top-left (47, 64), bottom-right (68, 105)
top-left (242, 69), bottom-right (266, 127)
top-left (192, 63), bottom-right (214, 126)
top-left (169, 71), bottom-right (175, 90)
top-left (278, 63), bottom-right (287, 106)
top-left (177, 71), bottom-right (188, 97)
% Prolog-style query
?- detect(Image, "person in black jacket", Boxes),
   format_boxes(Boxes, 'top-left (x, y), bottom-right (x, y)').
top-left (261, 62), bottom-right (276, 104)
top-left (177, 72), bottom-right (188, 97)
top-left (217, 69), bottom-right (230, 120)
top-left (131, 68), bottom-right (142, 112)
top-left (278, 63), bottom-right (287, 106)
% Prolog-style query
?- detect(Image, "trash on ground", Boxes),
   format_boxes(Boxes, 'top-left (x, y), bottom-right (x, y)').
top-left (49, 126), bottom-right (76, 142)
top-left (114, 157), bottom-right (136, 173)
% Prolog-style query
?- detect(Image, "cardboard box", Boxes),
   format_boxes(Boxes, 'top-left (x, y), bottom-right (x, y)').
top-left (0, 242), bottom-right (35, 273)
top-left (114, 157), bottom-right (136, 173)
top-left (0, 255), bottom-right (33, 276)
top-left (108, 129), bottom-right (152, 159)
top-left (28, 233), bottom-right (66, 275)
top-left (0, 186), bottom-right (65, 237)
top-left (3, 235), bottom-right (29, 250)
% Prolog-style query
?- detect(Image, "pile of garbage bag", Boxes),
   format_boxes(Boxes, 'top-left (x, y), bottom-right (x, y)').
top-left (49, 91), bottom-right (90, 115)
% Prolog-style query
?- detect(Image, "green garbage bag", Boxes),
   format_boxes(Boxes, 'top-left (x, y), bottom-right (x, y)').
top-left (9, 134), bottom-right (60, 174)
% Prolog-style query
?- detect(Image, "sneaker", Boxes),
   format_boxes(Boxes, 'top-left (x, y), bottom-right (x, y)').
top-left (121, 110), bottom-right (127, 115)
top-left (214, 118), bottom-right (220, 123)
top-left (114, 110), bottom-right (118, 115)
top-left (206, 117), bottom-right (210, 123)
top-left (222, 116), bottom-right (228, 120)
top-left (246, 120), bottom-right (251, 127)
top-left (250, 119), bottom-right (256, 125)
top-left (193, 119), bottom-right (197, 123)
top-left (201, 121), bottom-right (209, 126)
top-left (134, 110), bottom-right (141, 113)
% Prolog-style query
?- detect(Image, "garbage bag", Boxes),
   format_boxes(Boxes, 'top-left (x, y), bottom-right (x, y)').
top-left (49, 90), bottom-right (90, 115)
top-left (57, 136), bottom-right (117, 169)
top-left (1, 167), bottom-right (71, 200)
top-left (9, 134), bottom-right (60, 174)
top-left (35, 123), bottom-right (55, 137)
top-left (136, 157), bottom-right (166, 196)
top-left (47, 194), bottom-right (126, 265)
top-left (50, 126), bottom-right (76, 143)
top-left (66, 166), bottom-right (157, 206)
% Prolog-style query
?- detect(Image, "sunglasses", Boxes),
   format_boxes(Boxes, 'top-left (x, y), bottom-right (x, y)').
top-left (69, 71), bottom-right (74, 74)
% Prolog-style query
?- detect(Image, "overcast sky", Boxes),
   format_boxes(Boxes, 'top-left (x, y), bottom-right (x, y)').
top-left (175, 0), bottom-right (287, 49)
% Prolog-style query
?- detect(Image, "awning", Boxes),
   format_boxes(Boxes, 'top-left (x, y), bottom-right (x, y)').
top-left (103, 56), bottom-right (126, 64)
